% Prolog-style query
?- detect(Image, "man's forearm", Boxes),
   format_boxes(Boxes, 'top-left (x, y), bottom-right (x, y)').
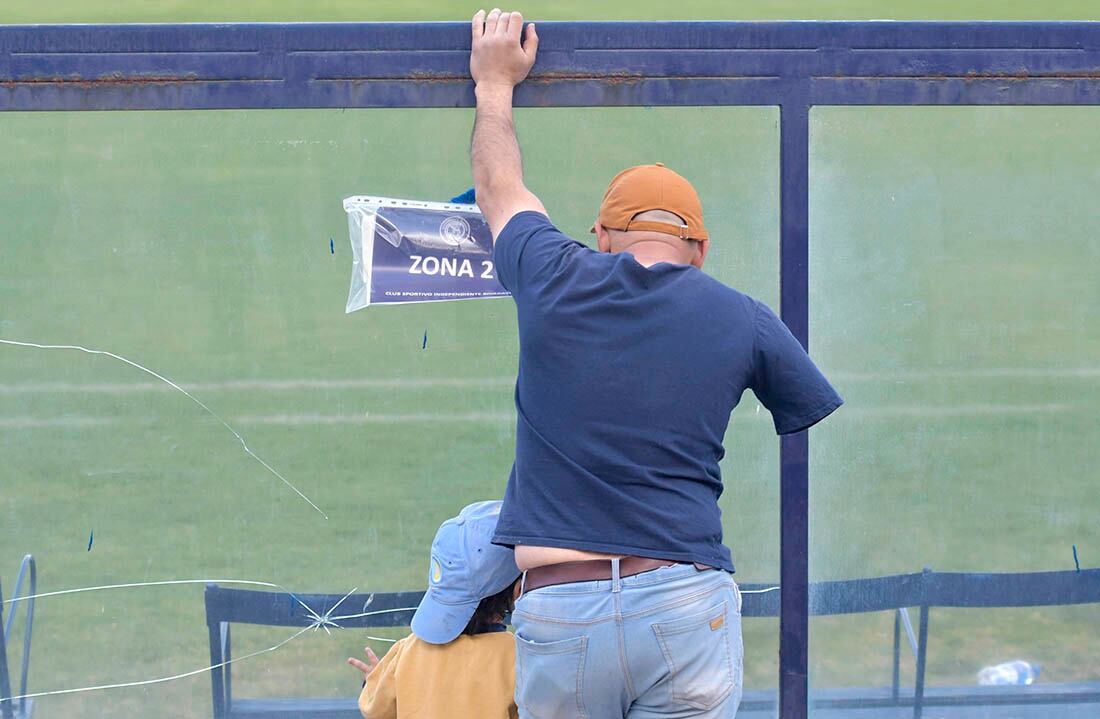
top-left (471, 84), bottom-right (529, 230)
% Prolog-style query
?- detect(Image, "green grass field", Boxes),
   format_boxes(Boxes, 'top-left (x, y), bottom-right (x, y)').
top-left (1, 3), bottom-right (1099, 718)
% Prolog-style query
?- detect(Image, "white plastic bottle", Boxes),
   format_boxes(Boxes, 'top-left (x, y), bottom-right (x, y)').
top-left (977, 660), bottom-right (1041, 686)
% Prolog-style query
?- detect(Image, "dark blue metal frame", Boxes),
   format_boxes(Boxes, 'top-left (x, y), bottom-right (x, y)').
top-left (203, 569), bottom-right (1100, 717)
top-left (204, 585), bottom-right (422, 719)
top-left (4, 22), bottom-right (1100, 719)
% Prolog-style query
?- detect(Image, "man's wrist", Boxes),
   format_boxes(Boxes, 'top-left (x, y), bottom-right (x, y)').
top-left (475, 82), bottom-right (515, 104)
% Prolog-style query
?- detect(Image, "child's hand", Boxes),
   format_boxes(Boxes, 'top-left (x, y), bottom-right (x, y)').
top-left (347, 646), bottom-right (381, 683)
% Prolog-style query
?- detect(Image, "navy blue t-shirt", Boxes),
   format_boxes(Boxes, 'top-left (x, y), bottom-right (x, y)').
top-left (491, 212), bottom-right (842, 571)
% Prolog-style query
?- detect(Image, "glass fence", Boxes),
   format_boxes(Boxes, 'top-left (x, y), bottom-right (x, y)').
top-left (0, 106), bottom-right (780, 716)
top-left (808, 106), bottom-right (1100, 711)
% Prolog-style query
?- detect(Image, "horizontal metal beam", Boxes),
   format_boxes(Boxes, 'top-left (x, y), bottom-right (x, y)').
top-left (9, 48), bottom-right (1100, 81)
top-left (812, 77), bottom-right (1100, 104)
top-left (3, 22), bottom-right (1100, 110)
top-left (4, 21), bottom-right (1100, 53)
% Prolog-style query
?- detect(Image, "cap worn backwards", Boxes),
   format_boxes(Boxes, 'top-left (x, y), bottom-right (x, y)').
top-left (593, 162), bottom-right (709, 242)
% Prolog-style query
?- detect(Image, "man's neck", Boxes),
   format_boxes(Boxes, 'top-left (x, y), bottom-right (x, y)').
top-left (624, 249), bottom-right (688, 268)
top-left (616, 239), bottom-right (690, 268)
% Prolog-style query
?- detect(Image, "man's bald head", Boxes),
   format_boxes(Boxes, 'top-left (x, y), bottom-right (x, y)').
top-left (594, 209), bottom-right (709, 269)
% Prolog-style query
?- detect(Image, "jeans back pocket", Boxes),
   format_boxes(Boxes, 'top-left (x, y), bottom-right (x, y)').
top-left (652, 600), bottom-right (735, 711)
top-left (515, 633), bottom-right (589, 719)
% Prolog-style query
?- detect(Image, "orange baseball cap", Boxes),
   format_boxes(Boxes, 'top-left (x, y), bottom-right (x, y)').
top-left (592, 163), bottom-right (708, 241)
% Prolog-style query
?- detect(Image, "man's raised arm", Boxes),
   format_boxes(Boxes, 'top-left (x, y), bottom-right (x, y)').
top-left (470, 9), bottom-right (546, 239)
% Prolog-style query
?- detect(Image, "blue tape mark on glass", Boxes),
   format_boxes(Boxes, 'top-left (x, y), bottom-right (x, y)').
top-left (450, 188), bottom-right (476, 205)
top-left (1073, 544), bottom-right (1080, 572)
top-left (87, 529), bottom-right (94, 552)
top-left (422, 330), bottom-right (428, 350)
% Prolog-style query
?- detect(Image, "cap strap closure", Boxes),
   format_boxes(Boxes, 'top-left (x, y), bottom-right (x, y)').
top-left (625, 219), bottom-right (693, 240)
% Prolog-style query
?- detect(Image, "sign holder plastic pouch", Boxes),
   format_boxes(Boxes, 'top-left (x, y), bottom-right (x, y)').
top-left (343, 195), bottom-right (510, 312)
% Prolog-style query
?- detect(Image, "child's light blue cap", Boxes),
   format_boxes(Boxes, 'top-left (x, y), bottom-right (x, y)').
top-left (411, 500), bottom-right (520, 644)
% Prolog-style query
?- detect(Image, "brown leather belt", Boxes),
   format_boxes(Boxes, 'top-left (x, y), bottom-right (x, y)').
top-left (522, 557), bottom-right (679, 595)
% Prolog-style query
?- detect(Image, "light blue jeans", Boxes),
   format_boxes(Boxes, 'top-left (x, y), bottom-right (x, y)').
top-left (512, 561), bottom-right (743, 719)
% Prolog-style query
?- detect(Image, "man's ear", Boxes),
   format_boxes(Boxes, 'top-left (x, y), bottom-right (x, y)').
top-left (691, 239), bottom-right (710, 269)
top-left (594, 221), bottom-right (612, 253)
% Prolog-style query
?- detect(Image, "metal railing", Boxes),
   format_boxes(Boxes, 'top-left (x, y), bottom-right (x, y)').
top-left (0, 555), bottom-right (36, 719)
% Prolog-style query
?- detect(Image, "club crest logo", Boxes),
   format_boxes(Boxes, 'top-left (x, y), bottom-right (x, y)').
top-left (439, 216), bottom-right (472, 246)
top-left (430, 557), bottom-right (443, 584)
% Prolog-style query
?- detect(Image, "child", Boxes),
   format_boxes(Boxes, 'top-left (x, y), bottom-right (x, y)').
top-left (347, 500), bottom-right (521, 719)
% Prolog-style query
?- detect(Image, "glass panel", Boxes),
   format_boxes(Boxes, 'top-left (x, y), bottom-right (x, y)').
top-left (0, 106), bottom-right (779, 716)
top-left (809, 107), bottom-right (1100, 710)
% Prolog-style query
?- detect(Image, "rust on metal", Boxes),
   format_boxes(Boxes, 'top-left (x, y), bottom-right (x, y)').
top-left (830, 71), bottom-right (1100, 83)
top-left (528, 70), bottom-right (644, 85)
top-left (407, 70), bottom-right (465, 81)
top-left (314, 70), bottom-right (645, 85)
top-left (0, 72), bottom-right (202, 89)
top-left (5, 68), bottom-right (1098, 93)
top-left (963, 69), bottom-right (1100, 80)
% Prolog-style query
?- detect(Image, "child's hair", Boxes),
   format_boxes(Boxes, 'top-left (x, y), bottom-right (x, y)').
top-left (462, 579), bottom-right (518, 636)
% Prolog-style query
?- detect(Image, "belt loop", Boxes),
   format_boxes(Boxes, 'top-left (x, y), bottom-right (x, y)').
top-left (519, 570), bottom-right (528, 599)
top-left (611, 558), bottom-right (622, 593)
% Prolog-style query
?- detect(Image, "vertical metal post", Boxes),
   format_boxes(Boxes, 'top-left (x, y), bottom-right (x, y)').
top-left (223, 623), bottom-right (233, 710)
top-left (0, 576), bottom-right (13, 719)
top-left (779, 91), bottom-right (811, 719)
top-left (892, 610), bottom-right (902, 702)
top-left (913, 567), bottom-right (933, 719)
top-left (207, 620), bottom-right (225, 719)
top-left (913, 604), bottom-right (930, 719)
top-left (206, 585), bottom-right (227, 719)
